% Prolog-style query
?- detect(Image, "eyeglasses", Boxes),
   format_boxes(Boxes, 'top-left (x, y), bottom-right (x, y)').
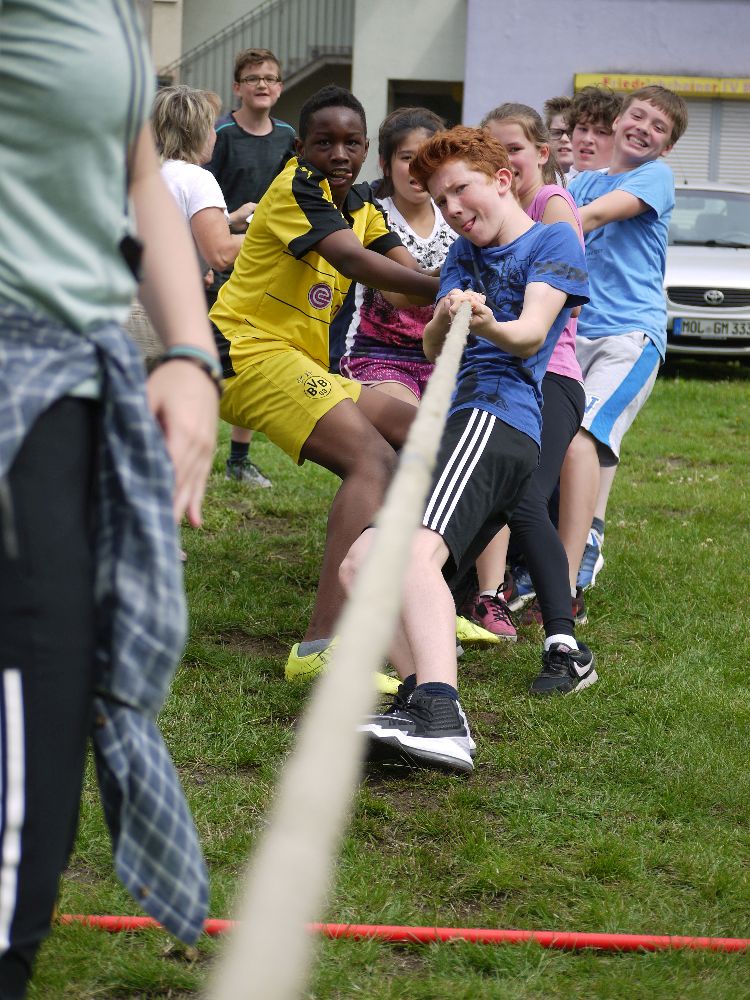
top-left (239, 74), bottom-right (282, 86)
top-left (549, 128), bottom-right (570, 140)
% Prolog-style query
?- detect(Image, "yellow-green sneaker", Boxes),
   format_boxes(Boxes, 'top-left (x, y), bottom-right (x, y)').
top-left (455, 614), bottom-right (504, 646)
top-left (285, 642), bottom-right (400, 695)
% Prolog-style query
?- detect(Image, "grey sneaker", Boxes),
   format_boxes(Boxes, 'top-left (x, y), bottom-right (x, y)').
top-left (225, 458), bottom-right (272, 488)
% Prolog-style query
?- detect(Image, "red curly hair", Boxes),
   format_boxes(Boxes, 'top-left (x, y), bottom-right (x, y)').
top-left (409, 125), bottom-right (513, 192)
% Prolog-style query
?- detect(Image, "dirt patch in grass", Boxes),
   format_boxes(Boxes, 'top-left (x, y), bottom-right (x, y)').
top-left (63, 859), bottom-right (104, 885)
top-left (179, 762), bottom-right (261, 785)
top-left (387, 943), bottom-right (428, 973)
top-left (664, 455), bottom-right (690, 470)
top-left (448, 891), bottom-right (519, 924)
top-left (213, 628), bottom-right (287, 657)
top-left (473, 710), bottom-right (504, 727)
top-left (224, 507), bottom-right (293, 534)
top-left (108, 992), bottom-right (197, 999)
top-left (363, 775), bottom-right (476, 818)
top-left (364, 773), bottom-right (447, 804)
top-left (472, 711), bottom-right (511, 743)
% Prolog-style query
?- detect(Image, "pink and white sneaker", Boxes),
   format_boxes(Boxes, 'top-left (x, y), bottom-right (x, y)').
top-left (470, 593), bottom-right (517, 641)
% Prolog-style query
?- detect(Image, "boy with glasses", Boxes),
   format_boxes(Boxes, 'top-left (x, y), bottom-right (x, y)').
top-left (543, 95), bottom-right (574, 176)
top-left (206, 48), bottom-right (296, 486)
top-left (207, 47), bottom-right (295, 229)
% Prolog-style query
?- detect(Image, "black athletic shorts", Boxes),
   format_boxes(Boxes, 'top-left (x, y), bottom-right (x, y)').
top-left (422, 407), bottom-right (538, 587)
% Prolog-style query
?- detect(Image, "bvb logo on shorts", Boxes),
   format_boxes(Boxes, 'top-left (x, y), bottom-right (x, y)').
top-left (308, 282), bottom-right (333, 310)
top-left (301, 371), bottom-right (332, 398)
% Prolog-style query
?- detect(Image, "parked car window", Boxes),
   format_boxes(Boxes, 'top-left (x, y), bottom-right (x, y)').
top-left (670, 189), bottom-right (750, 247)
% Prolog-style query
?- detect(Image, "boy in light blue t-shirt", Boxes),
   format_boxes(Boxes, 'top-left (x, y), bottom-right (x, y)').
top-left (564, 85), bottom-right (688, 600)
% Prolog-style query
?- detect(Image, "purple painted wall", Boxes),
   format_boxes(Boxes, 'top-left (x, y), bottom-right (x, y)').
top-left (463, 0), bottom-right (749, 123)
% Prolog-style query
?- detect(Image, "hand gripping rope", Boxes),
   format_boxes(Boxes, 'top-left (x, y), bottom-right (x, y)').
top-left (59, 302), bottom-right (750, 993)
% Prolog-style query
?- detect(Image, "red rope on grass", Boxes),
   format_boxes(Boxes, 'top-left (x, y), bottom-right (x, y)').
top-left (58, 914), bottom-right (750, 954)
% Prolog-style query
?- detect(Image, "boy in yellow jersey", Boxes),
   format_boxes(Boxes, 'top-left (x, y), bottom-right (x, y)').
top-left (210, 86), bottom-right (439, 688)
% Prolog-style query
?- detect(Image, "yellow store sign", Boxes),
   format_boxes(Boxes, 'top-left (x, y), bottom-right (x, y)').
top-left (575, 73), bottom-right (750, 100)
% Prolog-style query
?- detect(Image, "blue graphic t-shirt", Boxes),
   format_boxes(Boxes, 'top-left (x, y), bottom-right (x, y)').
top-left (438, 222), bottom-right (588, 446)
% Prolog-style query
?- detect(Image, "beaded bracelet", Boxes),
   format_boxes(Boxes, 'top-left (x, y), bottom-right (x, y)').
top-left (158, 345), bottom-right (223, 396)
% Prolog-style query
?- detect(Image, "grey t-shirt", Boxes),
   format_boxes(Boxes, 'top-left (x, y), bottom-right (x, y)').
top-left (0, 0), bottom-right (154, 332)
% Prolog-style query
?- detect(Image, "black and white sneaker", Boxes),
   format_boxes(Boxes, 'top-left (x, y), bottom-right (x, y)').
top-left (359, 687), bottom-right (475, 774)
top-left (530, 641), bottom-right (597, 696)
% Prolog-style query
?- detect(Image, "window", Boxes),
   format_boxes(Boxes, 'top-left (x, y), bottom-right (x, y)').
top-left (388, 80), bottom-right (463, 128)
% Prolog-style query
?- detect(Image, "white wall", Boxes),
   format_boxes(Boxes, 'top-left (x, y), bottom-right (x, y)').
top-left (463, 0), bottom-right (750, 124)
top-left (352, 0), bottom-right (466, 178)
top-left (151, 0), bottom-right (183, 70)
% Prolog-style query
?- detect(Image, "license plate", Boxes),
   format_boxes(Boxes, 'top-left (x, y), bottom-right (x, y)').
top-left (673, 317), bottom-right (750, 338)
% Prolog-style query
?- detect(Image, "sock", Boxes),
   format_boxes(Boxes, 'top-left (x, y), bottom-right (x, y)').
top-left (297, 638), bottom-right (331, 656)
top-left (591, 516), bottom-right (605, 539)
top-left (417, 681), bottom-right (459, 701)
top-left (479, 589), bottom-right (499, 600)
top-left (229, 440), bottom-right (250, 464)
top-left (545, 633), bottom-right (578, 652)
top-left (571, 586), bottom-right (577, 599)
top-left (400, 673), bottom-right (417, 694)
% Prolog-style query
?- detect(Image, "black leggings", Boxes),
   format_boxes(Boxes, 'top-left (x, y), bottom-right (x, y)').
top-left (0, 398), bottom-right (97, 999)
top-left (508, 373), bottom-right (585, 637)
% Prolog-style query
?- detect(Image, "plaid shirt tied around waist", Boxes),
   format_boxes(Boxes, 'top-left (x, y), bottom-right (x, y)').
top-left (0, 300), bottom-right (208, 942)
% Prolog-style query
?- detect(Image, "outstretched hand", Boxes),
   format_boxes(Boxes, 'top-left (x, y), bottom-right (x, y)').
top-left (147, 360), bottom-right (219, 527)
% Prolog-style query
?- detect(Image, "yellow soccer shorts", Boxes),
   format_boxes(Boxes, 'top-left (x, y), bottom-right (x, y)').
top-left (220, 339), bottom-right (362, 464)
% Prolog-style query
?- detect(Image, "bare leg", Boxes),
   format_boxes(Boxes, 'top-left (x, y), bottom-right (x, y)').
top-left (594, 463), bottom-right (618, 521)
top-left (231, 426), bottom-right (252, 445)
top-left (300, 396), bottom-right (413, 641)
top-left (475, 525), bottom-right (510, 594)
top-left (558, 429), bottom-right (600, 591)
top-left (341, 526), bottom-right (455, 686)
top-left (399, 529), bottom-right (456, 686)
top-left (339, 528), bottom-right (417, 682)
top-left (365, 380), bottom-right (420, 407)
top-left (356, 384), bottom-right (417, 447)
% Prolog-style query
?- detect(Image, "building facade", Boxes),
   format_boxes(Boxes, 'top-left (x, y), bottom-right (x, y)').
top-left (149, 0), bottom-right (749, 184)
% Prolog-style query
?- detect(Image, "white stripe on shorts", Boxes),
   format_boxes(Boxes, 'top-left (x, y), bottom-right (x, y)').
top-left (423, 409), bottom-right (496, 535)
top-left (0, 670), bottom-right (25, 952)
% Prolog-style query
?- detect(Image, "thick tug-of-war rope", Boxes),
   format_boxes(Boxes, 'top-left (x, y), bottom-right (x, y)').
top-left (203, 303), bottom-right (473, 1000)
top-left (59, 914), bottom-right (750, 955)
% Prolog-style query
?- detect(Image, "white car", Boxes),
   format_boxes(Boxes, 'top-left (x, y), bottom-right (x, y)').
top-left (665, 183), bottom-right (750, 357)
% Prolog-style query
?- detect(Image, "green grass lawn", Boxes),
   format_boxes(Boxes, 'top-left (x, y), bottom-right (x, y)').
top-left (32, 358), bottom-right (750, 998)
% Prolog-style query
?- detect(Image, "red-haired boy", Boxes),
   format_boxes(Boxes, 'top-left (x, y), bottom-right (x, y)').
top-left (340, 127), bottom-right (590, 774)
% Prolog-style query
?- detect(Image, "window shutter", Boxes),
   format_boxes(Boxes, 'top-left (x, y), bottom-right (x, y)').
top-left (667, 100), bottom-right (712, 183)
top-left (717, 102), bottom-right (750, 185)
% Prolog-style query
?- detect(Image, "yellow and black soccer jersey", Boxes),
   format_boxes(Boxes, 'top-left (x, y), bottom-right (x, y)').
top-left (210, 156), bottom-right (402, 375)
